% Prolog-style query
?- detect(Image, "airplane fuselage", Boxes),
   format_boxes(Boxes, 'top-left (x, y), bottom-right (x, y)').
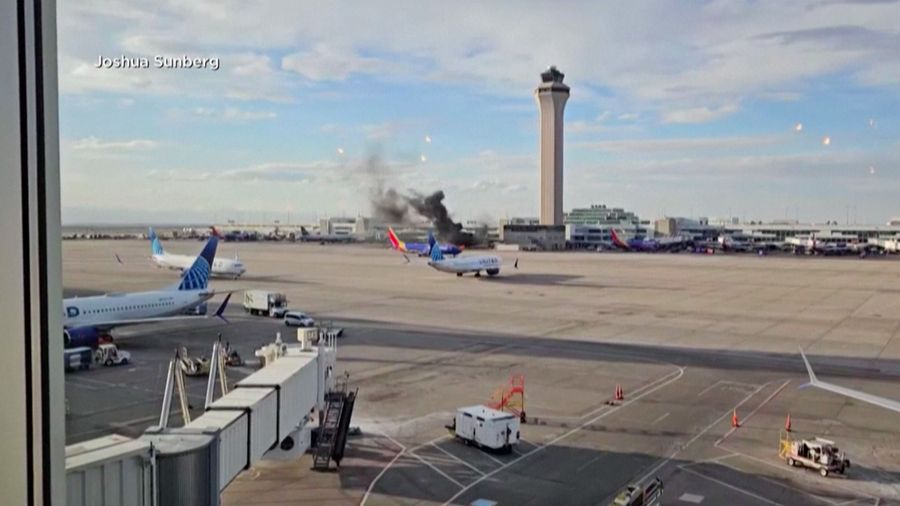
top-left (152, 253), bottom-right (245, 278)
top-left (428, 255), bottom-right (501, 276)
top-left (63, 289), bottom-right (215, 329)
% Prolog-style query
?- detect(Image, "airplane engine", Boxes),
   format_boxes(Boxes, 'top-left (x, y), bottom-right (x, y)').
top-left (64, 327), bottom-right (103, 348)
top-left (486, 268), bottom-right (500, 276)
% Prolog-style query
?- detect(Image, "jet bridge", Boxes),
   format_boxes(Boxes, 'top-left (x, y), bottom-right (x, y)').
top-left (65, 330), bottom-right (339, 506)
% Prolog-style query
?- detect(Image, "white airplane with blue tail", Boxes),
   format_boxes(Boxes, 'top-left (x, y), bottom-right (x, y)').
top-left (149, 227), bottom-right (246, 278)
top-left (64, 235), bottom-right (231, 348)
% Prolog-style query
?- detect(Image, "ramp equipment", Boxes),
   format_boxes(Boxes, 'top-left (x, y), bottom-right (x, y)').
top-left (159, 349), bottom-right (192, 427)
top-left (312, 373), bottom-right (358, 471)
top-left (488, 373), bottom-right (526, 422)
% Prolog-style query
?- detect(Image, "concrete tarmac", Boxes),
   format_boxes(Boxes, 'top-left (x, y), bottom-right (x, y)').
top-left (63, 240), bottom-right (900, 505)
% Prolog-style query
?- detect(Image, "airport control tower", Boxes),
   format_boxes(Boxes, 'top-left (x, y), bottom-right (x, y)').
top-left (535, 66), bottom-right (569, 226)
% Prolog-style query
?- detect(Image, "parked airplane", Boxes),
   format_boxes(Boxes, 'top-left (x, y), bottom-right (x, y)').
top-left (387, 227), bottom-right (463, 257)
top-left (149, 227), bottom-right (246, 278)
top-left (800, 348), bottom-right (900, 413)
top-left (610, 229), bottom-right (685, 252)
top-left (298, 226), bottom-right (357, 243)
top-left (427, 242), bottom-right (501, 277)
top-left (64, 236), bottom-right (230, 348)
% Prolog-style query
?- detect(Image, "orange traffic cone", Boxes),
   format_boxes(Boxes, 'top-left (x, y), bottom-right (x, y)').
top-left (785, 413), bottom-right (792, 432)
top-left (731, 409), bottom-right (740, 428)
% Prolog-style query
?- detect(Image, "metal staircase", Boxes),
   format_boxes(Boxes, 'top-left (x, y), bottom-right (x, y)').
top-left (312, 375), bottom-right (358, 471)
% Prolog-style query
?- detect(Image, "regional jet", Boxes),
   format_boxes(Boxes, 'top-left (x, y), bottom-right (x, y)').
top-left (800, 348), bottom-right (900, 413)
top-left (387, 227), bottom-right (462, 257)
top-left (427, 243), bottom-right (501, 277)
top-left (64, 235), bottom-right (230, 348)
top-left (149, 227), bottom-right (246, 278)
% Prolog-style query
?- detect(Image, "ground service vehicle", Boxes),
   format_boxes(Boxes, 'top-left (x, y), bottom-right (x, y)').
top-left (244, 290), bottom-right (289, 317)
top-left (449, 405), bottom-right (519, 453)
top-left (284, 311), bottom-right (315, 327)
top-left (64, 347), bottom-right (93, 371)
top-left (94, 343), bottom-right (131, 366)
top-left (781, 435), bottom-right (850, 477)
top-left (610, 477), bottom-right (663, 506)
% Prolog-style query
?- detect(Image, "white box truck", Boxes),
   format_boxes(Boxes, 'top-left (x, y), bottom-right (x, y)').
top-left (451, 405), bottom-right (519, 453)
top-left (243, 290), bottom-right (289, 317)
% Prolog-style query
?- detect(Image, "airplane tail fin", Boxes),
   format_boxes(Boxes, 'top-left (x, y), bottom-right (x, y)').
top-left (428, 230), bottom-right (436, 249)
top-left (176, 235), bottom-right (218, 291)
top-left (149, 227), bottom-right (165, 256)
top-left (430, 242), bottom-right (444, 262)
top-left (387, 227), bottom-right (405, 251)
top-left (301, 226), bottom-right (310, 237)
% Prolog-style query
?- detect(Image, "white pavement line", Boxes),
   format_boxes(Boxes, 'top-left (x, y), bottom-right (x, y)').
top-left (430, 443), bottom-right (487, 476)
top-left (651, 412), bottom-right (670, 425)
top-left (635, 382), bottom-right (768, 485)
top-left (697, 380), bottom-right (761, 397)
top-left (360, 432), bottom-right (407, 506)
top-left (575, 455), bottom-right (602, 473)
top-left (408, 451), bottom-right (465, 489)
top-left (410, 434), bottom-right (452, 453)
top-left (480, 450), bottom-right (505, 466)
top-left (440, 366), bottom-right (685, 506)
top-left (715, 460), bottom-right (844, 506)
top-left (678, 453), bottom-right (739, 469)
top-left (714, 379), bottom-right (791, 447)
top-left (679, 466), bottom-right (785, 506)
top-left (717, 444), bottom-right (879, 503)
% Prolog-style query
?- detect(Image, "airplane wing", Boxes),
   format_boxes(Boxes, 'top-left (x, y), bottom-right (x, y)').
top-left (800, 348), bottom-right (900, 413)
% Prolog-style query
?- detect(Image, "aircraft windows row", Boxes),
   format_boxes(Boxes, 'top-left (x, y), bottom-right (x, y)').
top-left (85, 301), bottom-right (176, 314)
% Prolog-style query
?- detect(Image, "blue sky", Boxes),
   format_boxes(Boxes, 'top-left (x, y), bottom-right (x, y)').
top-left (59, 0), bottom-right (900, 225)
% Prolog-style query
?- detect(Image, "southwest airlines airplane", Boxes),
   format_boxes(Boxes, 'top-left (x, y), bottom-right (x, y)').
top-left (387, 227), bottom-right (462, 257)
top-left (800, 348), bottom-right (900, 413)
top-left (149, 227), bottom-right (246, 278)
top-left (64, 235), bottom-right (230, 348)
top-left (427, 242), bottom-right (501, 277)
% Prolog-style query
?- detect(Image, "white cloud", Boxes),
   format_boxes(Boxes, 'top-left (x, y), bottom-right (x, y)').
top-left (282, 44), bottom-right (396, 81)
top-left (576, 134), bottom-right (783, 153)
top-left (70, 136), bottom-right (159, 151)
top-left (661, 104), bottom-right (740, 124)
top-left (191, 107), bottom-right (277, 122)
top-left (617, 112), bottom-right (639, 121)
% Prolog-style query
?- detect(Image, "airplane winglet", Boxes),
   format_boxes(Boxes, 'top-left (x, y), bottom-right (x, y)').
top-left (799, 347), bottom-right (818, 384)
top-left (214, 293), bottom-right (232, 323)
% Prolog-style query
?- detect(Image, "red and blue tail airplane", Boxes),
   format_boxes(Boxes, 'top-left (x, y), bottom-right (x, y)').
top-left (388, 227), bottom-right (462, 257)
top-left (610, 228), bottom-right (685, 252)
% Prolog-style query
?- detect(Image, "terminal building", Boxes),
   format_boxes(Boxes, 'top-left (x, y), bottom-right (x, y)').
top-left (565, 204), bottom-right (652, 249)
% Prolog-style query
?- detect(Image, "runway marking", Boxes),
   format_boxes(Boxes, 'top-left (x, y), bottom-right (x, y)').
top-left (679, 466), bottom-right (785, 506)
top-left (575, 455), bottom-right (602, 473)
top-left (678, 493), bottom-right (704, 503)
top-left (714, 379), bottom-right (791, 446)
top-left (408, 451), bottom-right (465, 488)
top-left (440, 366), bottom-right (685, 506)
top-left (360, 431), bottom-right (407, 506)
top-left (479, 450), bottom-right (505, 466)
top-left (697, 380), bottom-right (760, 397)
top-left (651, 412), bottom-right (670, 425)
top-left (716, 444), bottom-right (879, 504)
top-left (430, 442), bottom-right (487, 476)
top-left (635, 381), bottom-right (769, 485)
top-left (679, 453), bottom-right (739, 468)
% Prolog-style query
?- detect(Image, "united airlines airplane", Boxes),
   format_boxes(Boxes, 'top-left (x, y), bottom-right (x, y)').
top-left (427, 242), bottom-right (501, 277)
top-left (149, 227), bottom-right (246, 278)
top-left (64, 235), bottom-right (230, 348)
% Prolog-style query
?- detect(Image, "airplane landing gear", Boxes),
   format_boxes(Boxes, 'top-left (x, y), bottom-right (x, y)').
top-left (474, 271), bottom-right (481, 278)
top-left (456, 272), bottom-right (463, 277)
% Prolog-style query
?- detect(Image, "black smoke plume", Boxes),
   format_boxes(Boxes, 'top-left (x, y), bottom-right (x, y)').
top-left (365, 155), bottom-right (475, 246)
